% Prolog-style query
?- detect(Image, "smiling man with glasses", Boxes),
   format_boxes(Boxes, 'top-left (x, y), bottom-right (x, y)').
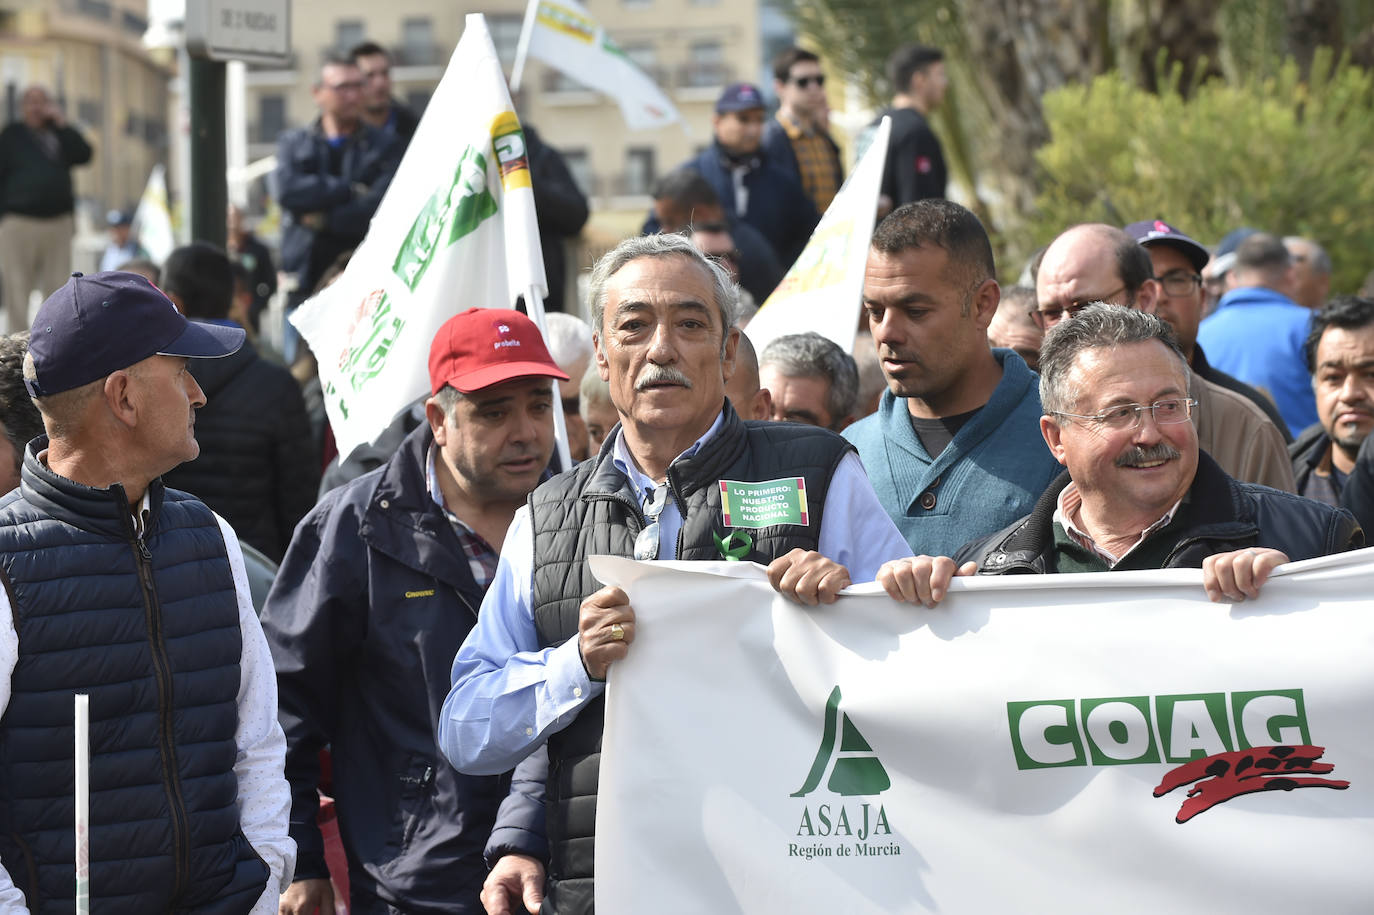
top-left (440, 232), bottom-right (911, 915)
top-left (763, 47), bottom-right (844, 213)
top-left (873, 306), bottom-right (1359, 608)
top-left (1034, 222), bottom-right (1295, 491)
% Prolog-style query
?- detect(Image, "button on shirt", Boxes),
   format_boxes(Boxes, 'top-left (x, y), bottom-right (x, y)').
top-left (438, 410), bottom-right (913, 776)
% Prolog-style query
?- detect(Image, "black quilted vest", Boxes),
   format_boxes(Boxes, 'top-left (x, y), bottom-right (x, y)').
top-left (528, 405), bottom-right (852, 914)
top-left (0, 443), bottom-right (269, 913)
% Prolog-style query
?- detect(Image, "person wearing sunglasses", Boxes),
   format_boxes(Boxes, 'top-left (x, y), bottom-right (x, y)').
top-left (877, 306), bottom-right (1360, 608)
top-left (440, 233), bottom-right (912, 915)
top-left (762, 47), bottom-right (844, 214)
top-left (1036, 223), bottom-right (1294, 492)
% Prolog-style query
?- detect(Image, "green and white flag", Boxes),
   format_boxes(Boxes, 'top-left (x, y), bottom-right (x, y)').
top-left (511, 0), bottom-right (680, 130)
top-left (743, 117), bottom-right (889, 356)
top-left (132, 163), bottom-right (176, 265)
top-left (292, 14), bottom-right (547, 460)
top-left (592, 550), bottom-right (1374, 912)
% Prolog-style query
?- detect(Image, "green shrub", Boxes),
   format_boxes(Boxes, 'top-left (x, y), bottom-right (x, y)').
top-left (1029, 49), bottom-right (1374, 294)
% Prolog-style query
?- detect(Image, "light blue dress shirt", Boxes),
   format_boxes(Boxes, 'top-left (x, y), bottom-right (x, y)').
top-left (438, 413), bottom-right (913, 775)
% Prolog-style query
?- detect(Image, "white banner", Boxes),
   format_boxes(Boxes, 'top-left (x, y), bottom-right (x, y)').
top-left (743, 117), bottom-right (889, 357)
top-left (592, 551), bottom-right (1374, 913)
top-left (132, 163), bottom-right (175, 265)
top-left (292, 14), bottom-right (547, 460)
top-left (512, 0), bottom-right (680, 131)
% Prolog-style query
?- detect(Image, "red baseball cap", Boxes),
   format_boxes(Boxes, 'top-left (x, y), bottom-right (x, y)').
top-left (428, 307), bottom-right (569, 395)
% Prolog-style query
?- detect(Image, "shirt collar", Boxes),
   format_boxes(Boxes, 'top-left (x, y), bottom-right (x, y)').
top-left (775, 110), bottom-right (812, 139)
top-left (1053, 481), bottom-right (1181, 567)
top-left (611, 410), bottom-right (725, 501)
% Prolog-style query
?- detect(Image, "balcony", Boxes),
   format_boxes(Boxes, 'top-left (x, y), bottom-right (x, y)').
top-left (675, 61), bottom-right (733, 90)
top-left (393, 43), bottom-right (445, 68)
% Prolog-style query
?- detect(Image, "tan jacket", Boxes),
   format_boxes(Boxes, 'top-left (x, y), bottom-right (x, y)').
top-left (1192, 375), bottom-right (1296, 492)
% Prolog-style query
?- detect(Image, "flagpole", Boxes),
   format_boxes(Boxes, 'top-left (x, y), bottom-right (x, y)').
top-left (522, 284), bottom-right (573, 470)
top-left (510, 0), bottom-right (540, 93)
top-left (75, 693), bottom-right (89, 914)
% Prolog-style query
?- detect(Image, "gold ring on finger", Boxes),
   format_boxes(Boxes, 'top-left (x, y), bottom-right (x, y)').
top-left (610, 622), bottom-right (625, 641)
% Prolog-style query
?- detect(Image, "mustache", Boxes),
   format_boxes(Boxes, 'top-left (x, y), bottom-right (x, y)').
top-left (635, 364), bottom-right (693, 391)
top-left (1115, 442), bottom-right (1181, 468)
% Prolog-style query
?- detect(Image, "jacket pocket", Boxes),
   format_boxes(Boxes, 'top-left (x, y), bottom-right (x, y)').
top-left (391, 756), bottom-right (435, 853)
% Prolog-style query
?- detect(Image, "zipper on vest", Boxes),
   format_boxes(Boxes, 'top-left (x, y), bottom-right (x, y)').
top-left (132, 534), bottom-right (192, 900)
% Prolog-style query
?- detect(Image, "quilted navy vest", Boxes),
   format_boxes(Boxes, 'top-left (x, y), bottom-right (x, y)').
top-left (0, 444), bottom-right (269, 913)
top-left (529, 405), bottom-right (852, 914)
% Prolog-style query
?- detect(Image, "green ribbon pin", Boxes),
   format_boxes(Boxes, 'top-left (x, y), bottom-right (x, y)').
top-left (713, 530), bottom-right (753, 561)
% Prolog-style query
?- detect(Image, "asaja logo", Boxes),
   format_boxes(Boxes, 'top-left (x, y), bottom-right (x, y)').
top-left (789, 686), bottom-right (898, 859)
top-left (793, 685), bottom-right (889, 797)
top-left (1007, 689), bottom-right (1350, 822)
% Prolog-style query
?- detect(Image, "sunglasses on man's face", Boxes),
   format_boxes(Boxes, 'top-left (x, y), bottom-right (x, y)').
top-left (790, 75), bottom-right (825, 89)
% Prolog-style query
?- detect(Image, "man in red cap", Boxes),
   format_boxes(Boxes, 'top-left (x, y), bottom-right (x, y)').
top-left (261, 308), bottom-right (566, 915)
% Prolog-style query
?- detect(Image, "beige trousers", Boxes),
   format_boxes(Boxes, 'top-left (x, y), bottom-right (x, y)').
top-left (0, 213), bottom-right (75, 333)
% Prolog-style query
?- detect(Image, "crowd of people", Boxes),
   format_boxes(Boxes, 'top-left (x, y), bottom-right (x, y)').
top-left (0, 34), bottom-right (1366, 915)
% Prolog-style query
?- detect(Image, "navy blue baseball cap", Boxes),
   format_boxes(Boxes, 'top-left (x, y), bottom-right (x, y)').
top-left (25, 271), bottom-right (244, 397)
top-left (715, 82), bottom-right (764, 114)
top-left (1124, 219), bottom-right (1210, 273)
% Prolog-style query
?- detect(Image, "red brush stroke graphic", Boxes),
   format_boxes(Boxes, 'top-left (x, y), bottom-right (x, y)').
top-left (1154, 745), bottom-right (1349, 823)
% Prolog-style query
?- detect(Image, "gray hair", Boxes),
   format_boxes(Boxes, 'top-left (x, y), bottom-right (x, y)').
top-left (433, 384), bottom-right (464, 421)
top-left (587, 233), bottom-right (740, 345)
top-left (21, 351), bottom-right (103, 441)
top-left (1038, 304), bottom-right (1189, 416)
top-left (759, 332), bottom-right (859, 429)
top-left (1284, 236), bottom-right (1332, 276)
top-left (578, 361), bottom-right (611, 409)
top-left (543, 312), bottom-right (594, 375)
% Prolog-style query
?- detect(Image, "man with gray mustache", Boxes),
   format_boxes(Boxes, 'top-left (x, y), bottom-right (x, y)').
top-left (439, 232), bottom-right (912, 915)
top-left (874, 306), bottom-right (1360, 609)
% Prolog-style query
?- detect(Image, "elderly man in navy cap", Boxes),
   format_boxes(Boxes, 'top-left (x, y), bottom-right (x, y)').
top-left (651, 82), bottom-right (818, 267)
top-left (0, 272), bottom-right (295, 912)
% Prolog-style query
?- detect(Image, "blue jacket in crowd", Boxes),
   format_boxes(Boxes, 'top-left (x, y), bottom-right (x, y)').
top-left (678, 140), bottom-right (819, 268)
top-left (260, 424), bottom-right (544, 913)
top-left (273, 120), bottom-right (402, 300)
top-left (843, 349), bottom-right (1062, 556)
top-left (1196, 285), bottom-right (1316, 438)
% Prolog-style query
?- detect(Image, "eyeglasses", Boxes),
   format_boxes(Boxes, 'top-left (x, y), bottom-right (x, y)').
top-left (1053, 398), bottom-right (1197, 431)
top-left (1032, 287), bottom-right (1128, 329)
top-left (790, 74), bottom-right (826, 88)
top-left (325, 80), bottom-right (363, 93)
top-left (1157, 270), bottom-right (1202, 297)
top-left (633, 483), bottom-right (670, 561)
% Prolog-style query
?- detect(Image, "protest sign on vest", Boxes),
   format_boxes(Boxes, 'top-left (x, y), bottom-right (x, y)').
top-left (291, 15), bottom-right (546, 460)
top-left (743, 117), bottom-right (889, 357)
top-left (591, 552), bottom-right (1373, 913)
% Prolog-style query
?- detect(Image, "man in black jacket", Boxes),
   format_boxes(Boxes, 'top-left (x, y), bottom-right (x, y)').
top-left (0, 86), bottom-right (92, 331)
top-left (878, 306), bottom-right (1361, 608)
top-left (1289, 295), bottom-right (1374, 505)
top-left (159, 244), bottom-right (317, 561)
top-left (261, 308), bottom-right (567, 915)
top-left (866, 44), bottom-right (947, 211)
top-left (350, 41), bottom-right (422, 146)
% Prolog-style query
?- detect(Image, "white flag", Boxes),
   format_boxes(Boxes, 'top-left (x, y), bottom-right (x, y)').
top-left (291, 14), bottom-right (547, 460)
top-left (132, 164), bottom-right (175, 265)
top-left (743, 117), bottom-right (890, 356)
top-left (513, 0), bottom-right (680, 131)
top-left (593, 552), bottom-right (1374, 912)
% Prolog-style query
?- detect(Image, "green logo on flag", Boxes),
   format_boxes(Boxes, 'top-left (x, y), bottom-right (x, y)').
top-left (393, 145), bottom-right (497, 292)
top-left (793, 685), bottom-right (891, 797)
top-left (718, 477), bottom-right (808, 529)
top-left (324, 289), bottom-right (407, 418)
